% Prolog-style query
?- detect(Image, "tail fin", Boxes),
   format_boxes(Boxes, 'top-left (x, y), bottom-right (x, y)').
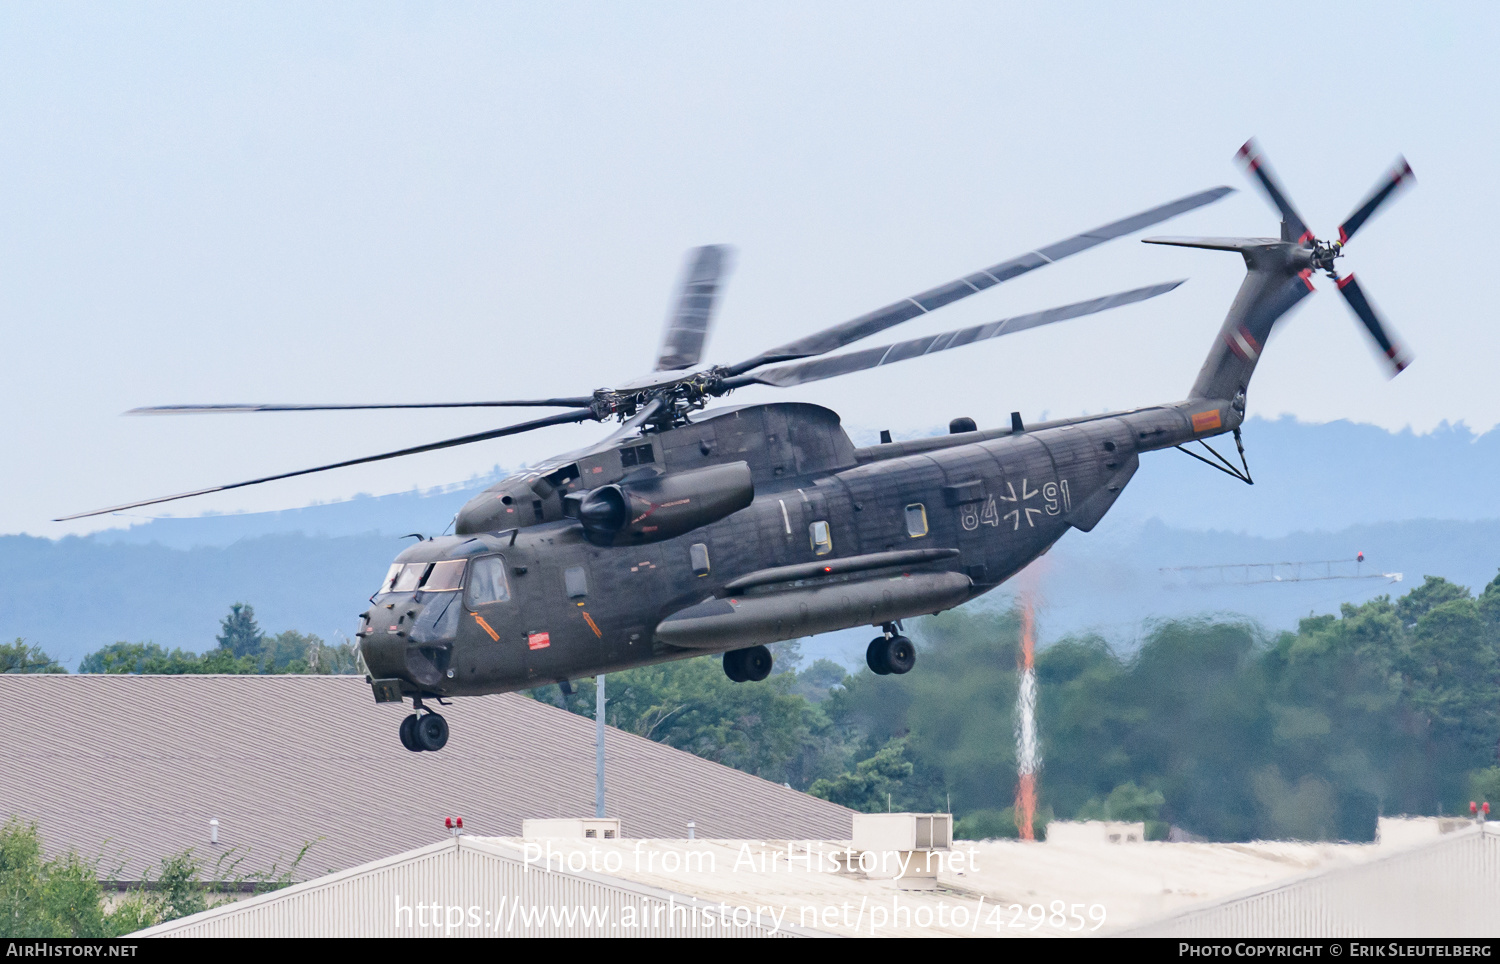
top-left (1143, 236), bottom-right (1315, 403)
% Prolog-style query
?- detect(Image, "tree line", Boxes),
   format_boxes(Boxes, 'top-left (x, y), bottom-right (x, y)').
top-left (2, 602), bottom-right (362, 676)
top-left (533, 572), bottom-right (1500, 842)
top-left (9, 577), bottom-right (1500, 844)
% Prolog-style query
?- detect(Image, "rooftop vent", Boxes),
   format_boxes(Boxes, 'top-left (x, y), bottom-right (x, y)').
top-left (521, 817), bottom-right (621, 840)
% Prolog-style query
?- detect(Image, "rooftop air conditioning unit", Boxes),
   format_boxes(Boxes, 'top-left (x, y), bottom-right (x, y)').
top-left (521, 818), bottom-right (622, 840)
top-left (850, 813), bottom-right (952, 890)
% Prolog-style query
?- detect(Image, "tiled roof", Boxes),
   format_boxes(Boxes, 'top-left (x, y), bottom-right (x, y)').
top-left (3, 675), bottom-right (852, 881)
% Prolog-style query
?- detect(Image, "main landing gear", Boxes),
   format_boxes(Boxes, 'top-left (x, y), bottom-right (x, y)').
top-left (722, 645), bottom-right (773, 683)
top-left (867, 624), bottom-right (916, 676)
top-left (399, 697), bottom-right (449, 752)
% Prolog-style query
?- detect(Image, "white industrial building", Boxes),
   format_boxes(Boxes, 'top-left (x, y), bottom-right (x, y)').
top-left (135, 817), bottom-right (1499, 938)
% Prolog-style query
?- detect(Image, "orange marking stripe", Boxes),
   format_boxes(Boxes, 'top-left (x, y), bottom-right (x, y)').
top-left (580, 611), bottom-right (602, 639)
top-left (472, 613), bottom-right (499, 641)
top-left (1191, 410), bottom-right (1222, 433)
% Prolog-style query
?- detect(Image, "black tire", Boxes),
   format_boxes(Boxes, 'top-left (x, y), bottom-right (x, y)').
top-left (722, 650), bottom-right (747, 682)
top-left (399, 713), bottom-right (422, 752)
top-left (884, 635), bottom-right (917, 675)
top-left (742, 645), bottom-right (773, 682)
top-left (866, 637), bottom-right (891, 675)
top-left (415, 713), bottom-right (449, 752)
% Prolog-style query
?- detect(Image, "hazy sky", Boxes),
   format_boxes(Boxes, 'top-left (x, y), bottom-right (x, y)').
top-left (3, 2), bottom-right (1493, 537)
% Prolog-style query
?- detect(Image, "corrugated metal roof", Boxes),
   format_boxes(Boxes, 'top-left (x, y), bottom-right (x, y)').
top-left (2, 675), bottom-right (852, 881)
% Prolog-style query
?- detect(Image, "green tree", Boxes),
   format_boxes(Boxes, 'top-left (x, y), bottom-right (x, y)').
top-left (216, 602), bottom-right (264, 658)
top-left (79, 642), bottom-right (258, 675)
top-left (1076, 781), bottom-right (1165, 823)
top-left (1395, 575), bottom-right (1472, 628)
top-left (808, 739), bottom-right (914, 812)
top-left (0, 639), bottom-right (65, 674)
top-left (539, 655), bottom-right (837, 786)
top-left (0, 817), bottom-right (140, 937)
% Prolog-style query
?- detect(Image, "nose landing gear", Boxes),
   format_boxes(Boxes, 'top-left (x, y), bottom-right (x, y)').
top-left (722, 645), bottom-right (773, 682)
top-left (866, 624), bottom-right (916, 676)
top-left (398, 698), bottom-right (450, 752)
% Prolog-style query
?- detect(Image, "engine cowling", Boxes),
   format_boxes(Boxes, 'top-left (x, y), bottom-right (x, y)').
top-left (564, 461), bottom-right (754, 546)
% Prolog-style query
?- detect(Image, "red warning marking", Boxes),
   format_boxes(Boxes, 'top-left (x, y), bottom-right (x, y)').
top-left (1337, 273), bottom-right (1355, 289)
top-left (528, 632), bottom-right (551, 650)
top-left (1299, 269), bottom-right (1316, 291)
top-left (1226, 325), bottom-right (1261, 362)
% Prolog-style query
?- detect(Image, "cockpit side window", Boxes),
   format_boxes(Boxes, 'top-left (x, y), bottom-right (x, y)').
top-left (465, 555), bottom-right (511, 607)
top-left (379, 563), bottom-right (403, 594)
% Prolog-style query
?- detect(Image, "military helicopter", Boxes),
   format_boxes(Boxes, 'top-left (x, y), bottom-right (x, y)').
top-left (62, 142), bottom-right (1414, 752)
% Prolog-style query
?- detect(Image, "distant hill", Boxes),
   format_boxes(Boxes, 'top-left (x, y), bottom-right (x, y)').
top-left (10, 416), bottom-right (1499, 668)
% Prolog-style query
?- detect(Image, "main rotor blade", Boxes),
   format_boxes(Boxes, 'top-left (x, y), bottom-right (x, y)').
top-left (655, 244), bottom-right (733, 372)
top-left (721, 186), bottom-right (1231, 377)
top-left (55, 408), bottom-right (598, 521)
top-left (1338, 157), bottom-right (1415, 244)
top-left (1334, 273), bottom-right (1411, 376)
top-left (725, 280), bottom-right (1183, 390)
top-left (126, 398), bottom-right (596, 415)
top-left (1236, 139), bottom-right (1312, 243)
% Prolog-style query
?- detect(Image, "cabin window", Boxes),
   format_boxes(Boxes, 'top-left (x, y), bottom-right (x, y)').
top-left (465, 555), bottom-right (511, 607)
top-left (690, 543), bottom-right (710, 577)
top-left (809, 520), bottom-right (833, 556)
top-left (564, 565), bottom-right (589, 599)
top-left (419, 559), bottom-right (467, 591)
top-left (379, 563), bottom-right (403, 594)
top-left (905, 503), bottom-right (929, 538)
top-left (620, 443), bottom-right (655, 467)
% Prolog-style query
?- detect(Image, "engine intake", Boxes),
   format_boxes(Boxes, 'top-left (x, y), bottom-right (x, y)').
top-left (564, 461), bottom-right (754, 546)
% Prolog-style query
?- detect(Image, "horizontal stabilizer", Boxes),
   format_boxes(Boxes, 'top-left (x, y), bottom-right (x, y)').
top-left (1143, 236), bottom-right (1281, 252)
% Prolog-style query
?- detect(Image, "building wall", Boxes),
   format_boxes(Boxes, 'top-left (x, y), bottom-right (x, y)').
top-left (1122, 825), bottom-right (1500, 938)
top-left (135, 837), bottom-right (816, 938)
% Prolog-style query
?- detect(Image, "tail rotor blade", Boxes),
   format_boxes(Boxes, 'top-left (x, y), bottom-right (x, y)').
top-left (1335, 273), bottom-right (1411, 376)
top-left (1236, 139), bottom-right (1312, 243)
top-left (1338, 157), bottom-right (1416, 244)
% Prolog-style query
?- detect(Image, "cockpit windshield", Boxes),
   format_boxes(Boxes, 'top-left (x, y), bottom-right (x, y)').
top-left (421, 560), bottom-right (466, 591)
top-left (378, 559), bottom-right (467, 595)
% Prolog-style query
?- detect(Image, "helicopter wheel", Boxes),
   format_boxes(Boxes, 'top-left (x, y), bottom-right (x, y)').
top-left (415, 712), bottom-right (449, 752)
top-left (867, 635), bottom-right (915, 675)
top-left (883, 635), bottom-right (916, 674)
top-left (399, 713), bottom-right (422, 752)
top-left (723, 645), bottom-right (772, 682)
top-left (741, 645), bottom-right (772, 682)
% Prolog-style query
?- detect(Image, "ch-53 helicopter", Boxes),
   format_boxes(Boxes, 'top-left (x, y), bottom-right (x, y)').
top-left (63, 141), bottom-right (1415, 752)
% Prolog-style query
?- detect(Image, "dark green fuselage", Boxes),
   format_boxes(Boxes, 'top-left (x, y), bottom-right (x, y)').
top-left (358, 397), bottom-right (1232, 698)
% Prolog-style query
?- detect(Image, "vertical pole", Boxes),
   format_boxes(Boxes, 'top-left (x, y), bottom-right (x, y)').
top-left (595, 674), bottom-right (606, 818)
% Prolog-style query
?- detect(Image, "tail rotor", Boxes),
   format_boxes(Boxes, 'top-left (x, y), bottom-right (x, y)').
top-left (1235, 139), bottom-right (1416, 377)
